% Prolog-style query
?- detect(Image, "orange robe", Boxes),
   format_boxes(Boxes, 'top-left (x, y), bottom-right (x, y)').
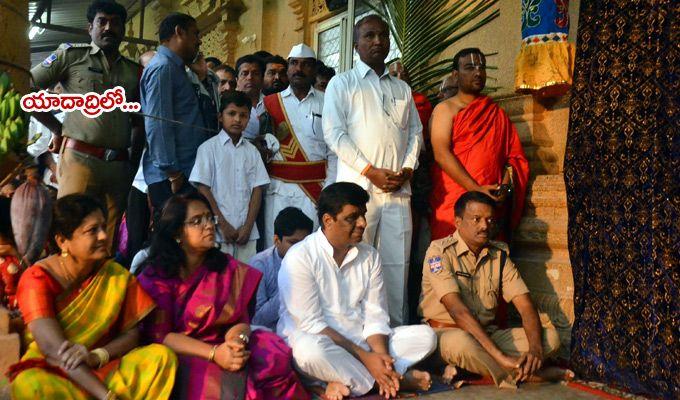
top-left (429, 96), bottom-right (529, 240)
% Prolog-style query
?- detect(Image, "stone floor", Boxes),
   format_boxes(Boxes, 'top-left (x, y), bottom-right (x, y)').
top-left (414, 383), bottom-right (605, 399)
top-left (1, 381), bottom-right (635, 400)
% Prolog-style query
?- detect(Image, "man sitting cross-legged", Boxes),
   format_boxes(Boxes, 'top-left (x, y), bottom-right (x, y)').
top-left (278, 182), bottom-right (437, 400)
top-left (420, 191), bottom-right (572, 388)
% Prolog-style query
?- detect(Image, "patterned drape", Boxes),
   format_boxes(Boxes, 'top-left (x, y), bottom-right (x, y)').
top-left (515, 0), bottom-right (575, 97)
top-left (564, 1), bottom-right (678, 399)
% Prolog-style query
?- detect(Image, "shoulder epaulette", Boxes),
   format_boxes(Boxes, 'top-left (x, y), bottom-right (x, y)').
top-left (429, 235), bottom-right (457, 253)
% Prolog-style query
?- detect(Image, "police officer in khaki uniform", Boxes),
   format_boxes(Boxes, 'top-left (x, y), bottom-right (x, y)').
top-left (419, 191), bottom-right (565, 388)
top-left (31, 1), bottom-right (143, 250)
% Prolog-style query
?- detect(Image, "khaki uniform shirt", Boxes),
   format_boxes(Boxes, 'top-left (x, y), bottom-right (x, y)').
top-left (419, 231), bottom-right (529, 328)
top-left (30, 42), bottom-right (141, 150)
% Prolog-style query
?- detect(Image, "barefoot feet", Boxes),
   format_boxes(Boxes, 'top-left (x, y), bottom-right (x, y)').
top-left (442, 365), bottom-right (458, 384)
top-left (325, 381), bottom-right (350, 400)
top-left (401, 369), bottom-right (432, 392)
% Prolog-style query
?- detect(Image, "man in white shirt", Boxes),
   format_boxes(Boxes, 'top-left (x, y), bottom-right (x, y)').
top-left (190, 91), bottom-right (270, 261)
top-left (236, 54), bottom-right (266, 140)
top-left (323, 15), bottom-right (423, 326)
top-left (262, 43), bottom-right (337, 247)
top-left (278, 182), bottom-right (435, 400)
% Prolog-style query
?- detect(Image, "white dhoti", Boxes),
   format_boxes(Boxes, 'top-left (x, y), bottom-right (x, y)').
top-left (290, 325), bottom-right (436, 396)
top-left (362, 191), bottom-right (412, 326)
top-left (263, 179), bottom-right (319, 248)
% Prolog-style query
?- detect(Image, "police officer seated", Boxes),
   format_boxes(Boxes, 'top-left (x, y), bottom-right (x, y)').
top-left (419, 191), bottom-right (572, 388)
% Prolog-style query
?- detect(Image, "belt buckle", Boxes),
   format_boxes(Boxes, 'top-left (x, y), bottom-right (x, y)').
top-left (103, 149), bottom-right (118, 161)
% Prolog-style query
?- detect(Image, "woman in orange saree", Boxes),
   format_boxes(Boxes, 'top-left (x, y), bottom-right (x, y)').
top-left (138, 192), bottom-right (309, 400)
top-left (9, 194), bottom-right (177, 400)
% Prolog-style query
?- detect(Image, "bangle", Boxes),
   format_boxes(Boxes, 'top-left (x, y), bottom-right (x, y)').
top-left (91, 348), bottom-right (110, 369)
top-left (104, 390), bottom-right (118, 400)
top-left (361, 164), bottom-right (373, 176)
top-left (208, 345), bottom-right (218, 363)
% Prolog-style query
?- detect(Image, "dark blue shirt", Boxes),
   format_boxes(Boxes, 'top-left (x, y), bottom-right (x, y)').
top-left (141, 45), bottom-right (208, 185)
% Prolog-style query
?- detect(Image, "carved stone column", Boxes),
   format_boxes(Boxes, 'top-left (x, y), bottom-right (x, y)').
top-left (215, 0), bottom-right (246, 65)
top-left (498, 94), bottom-right (574, 359)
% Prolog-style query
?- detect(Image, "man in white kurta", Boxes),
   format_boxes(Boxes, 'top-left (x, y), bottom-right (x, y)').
top-left (262, 44), bottom-right (337, 248)
top-left (323, 16), bottom-right (423, 325)
top-left (278, 182), bottom-right (435, 398)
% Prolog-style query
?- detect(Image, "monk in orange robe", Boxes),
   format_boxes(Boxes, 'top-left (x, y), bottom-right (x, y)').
top-left (429, 48), bottom-right (529, 241)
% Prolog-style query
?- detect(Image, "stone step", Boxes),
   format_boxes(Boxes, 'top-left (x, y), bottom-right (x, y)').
top-left (516, 215), bottom-right (567, 234)
top-left (512, 228), bottom-right (569, 251)
top-left (528, 174), bottom-right (566, 191)
top-left (523, 206), bottom-right (568, 220)
top-left (512, 256), bottom-right (574, 295)
top-left (526, 188), bottom-right (567, 209)
top-left (511, 247), bottom-right (571, 264)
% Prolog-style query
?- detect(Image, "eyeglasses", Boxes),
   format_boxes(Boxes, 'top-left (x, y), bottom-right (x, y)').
top-left (184, 214), bottom-right (218, 228)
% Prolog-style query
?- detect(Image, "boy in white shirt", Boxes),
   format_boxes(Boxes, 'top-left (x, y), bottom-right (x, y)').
top-left (190, 91), bottom-right (270, 261)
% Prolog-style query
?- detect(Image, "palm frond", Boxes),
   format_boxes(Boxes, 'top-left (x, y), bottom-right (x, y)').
top-left (360, 0), bottom-right (500, 96)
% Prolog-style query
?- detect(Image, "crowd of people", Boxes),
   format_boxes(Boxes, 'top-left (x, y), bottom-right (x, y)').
top-left (0, 1), bottom-right (575, 399)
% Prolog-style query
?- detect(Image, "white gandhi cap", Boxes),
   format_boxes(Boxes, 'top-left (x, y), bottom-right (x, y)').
top-left (288, 43), bottom-right (316, 59)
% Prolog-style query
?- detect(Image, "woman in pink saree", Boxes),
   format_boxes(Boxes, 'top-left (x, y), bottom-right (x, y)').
top-left (137, 192), bottom-right (309, 400)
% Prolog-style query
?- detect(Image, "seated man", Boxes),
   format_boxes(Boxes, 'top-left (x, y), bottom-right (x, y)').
top-left (249, 207), bottom-right (314, 330)
top-left (420, 191), bottom-right (569, 388)
top-left (278, 182), bottom-right (436, 400)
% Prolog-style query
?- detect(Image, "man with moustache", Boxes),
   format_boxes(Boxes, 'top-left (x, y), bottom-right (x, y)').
top-left (141, 12), bottom-right (207, 221)
top-left (30, 0), bottom-right (143, 250)
top-left (429, 48), bottom-right (529, 241)
top-left (262, 55), bottom-right (289, 95)
top-left (323, 15), bottom-right (423, 326)
top-left (278, 182), bottom-right (436, 400)
top-left (420, 191), bottom-right (568, 388)
top-left (214, 64), bottom-right (237, 95)
top-left (235, 54), bottom-right (266, 140)
top-left (261, 44), bottom-right (336, 247)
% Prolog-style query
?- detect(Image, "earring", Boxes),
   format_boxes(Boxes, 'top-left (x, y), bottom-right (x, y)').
top-left (175, 238), bottom-right (181, 244)
top-left (61, 249), bottom-right (69, 258)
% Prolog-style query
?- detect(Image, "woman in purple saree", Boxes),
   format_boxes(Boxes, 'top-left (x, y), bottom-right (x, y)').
top-left (137, 193), bottom-right (309, 400)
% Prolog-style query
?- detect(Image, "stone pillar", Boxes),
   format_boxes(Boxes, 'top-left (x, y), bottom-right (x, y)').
top-left (498, 94), bottom-right (574, 359)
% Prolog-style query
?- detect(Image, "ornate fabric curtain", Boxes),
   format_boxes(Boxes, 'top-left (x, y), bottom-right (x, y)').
top-left (564, 1), bottom-right (678, 399)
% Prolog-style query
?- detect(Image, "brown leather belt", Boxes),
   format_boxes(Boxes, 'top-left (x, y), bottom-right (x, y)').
top-left (65, 137), bottom-right (128, 162)
top-left (426, 319), bottom-right (459, 329)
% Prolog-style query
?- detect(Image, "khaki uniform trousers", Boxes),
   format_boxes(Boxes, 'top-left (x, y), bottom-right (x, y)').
top-left (58, 147), bottom-right (132, 252)
top-left (434, 326), bottom-right (561, 388)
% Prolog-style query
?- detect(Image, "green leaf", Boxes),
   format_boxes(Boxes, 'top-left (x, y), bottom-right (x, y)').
top-left (361, 0), bottom-right (500, 97)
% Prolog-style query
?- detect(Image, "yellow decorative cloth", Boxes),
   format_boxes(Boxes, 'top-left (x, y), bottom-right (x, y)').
top-left (514, 0), bottom-right (575, 97)
top-left (515, 39), bottom-right (575, 97)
